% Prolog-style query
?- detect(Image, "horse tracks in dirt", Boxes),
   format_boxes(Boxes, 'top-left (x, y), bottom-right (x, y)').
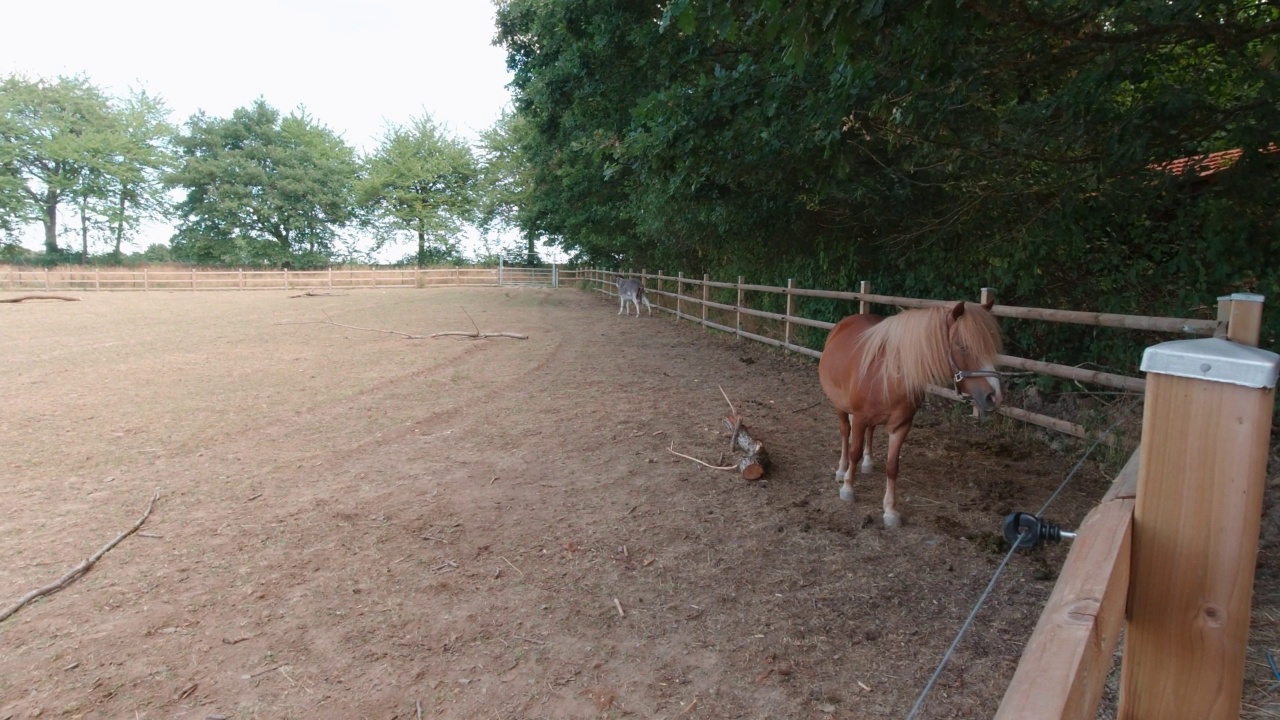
top-left (2, 286), bottom-right (1278, 719)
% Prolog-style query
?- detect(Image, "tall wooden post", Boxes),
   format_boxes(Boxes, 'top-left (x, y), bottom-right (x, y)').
top-left (677, 272), bottom-right (683, 320)
top-left (1118, 326), bottom-right (1278, 720)
top-left (702, 274), bottom-right (709, 328)
top-left (784, 278), bottom-right (795, 352)
top-left (859, 280), bottom-right (871, 315)
top-left (144, 268), bottom-right (149, 292)
top-left (736, 276), bottom-right (744, 338)
top-left (1227, 292), bottom-right (1264, 345)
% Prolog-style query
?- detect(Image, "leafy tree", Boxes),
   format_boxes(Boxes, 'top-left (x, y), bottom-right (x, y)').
top-left (0, 75), bottom-right (118, 254)
top-left (168, 100), bottom-right (357, 265)
top-left (477, 110), bottom-right (543, 264)
top-left (102, 90), bottom-right (175, 259)
top-left (495, 0), bottom-right (1280, 367)
top-left (357, 115), bottom-right (478, 267)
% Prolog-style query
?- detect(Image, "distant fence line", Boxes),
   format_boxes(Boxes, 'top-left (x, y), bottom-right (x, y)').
top-left (0, 264), bottom-right (585, 291)
top-left (583, 268), bottom-right (1232, 444)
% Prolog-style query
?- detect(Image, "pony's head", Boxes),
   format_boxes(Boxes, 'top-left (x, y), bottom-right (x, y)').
top-left (945, 300), bottom-right (1003, 416)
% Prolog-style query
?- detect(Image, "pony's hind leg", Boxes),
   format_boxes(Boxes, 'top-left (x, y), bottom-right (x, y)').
top-left (834, 411), bottom-right (852, 490)
top-left (859, 426), bottom-right (874, 474)
top-left (841, 417), bottom-right (868, 503)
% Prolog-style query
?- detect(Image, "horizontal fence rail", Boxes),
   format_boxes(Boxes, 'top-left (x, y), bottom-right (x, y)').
top-left (584, 268), bottom-right (1228, 444)
top-left (0, 265), bottom-right (579, 292)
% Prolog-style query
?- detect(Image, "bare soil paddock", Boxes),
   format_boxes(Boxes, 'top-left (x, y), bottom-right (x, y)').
top-left (2, 287), bottom-right (1277, 719)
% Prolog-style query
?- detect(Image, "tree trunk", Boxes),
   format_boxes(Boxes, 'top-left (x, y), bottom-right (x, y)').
top-left (80, 200), bottom-right (89, 258)
top-left (113, 191), bottom-right (125, 258)
top-left (42, 189), bottom-right (59, 253)
top-left (417, 224), bottom-right (427, 267)
top-left (525, 233), bottom-right (537, 265)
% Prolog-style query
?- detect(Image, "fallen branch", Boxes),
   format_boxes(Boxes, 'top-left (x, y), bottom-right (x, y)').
top-left (667, 440), bottom-right (737, 471)
top-left (424, 331), bottom-right (528, 340)
top-left (0, 294), bottom-right (81, 303)
top-left (0, 490), bottom-right (159, 623)
top-left (288, 291), bottom-right (347, 298)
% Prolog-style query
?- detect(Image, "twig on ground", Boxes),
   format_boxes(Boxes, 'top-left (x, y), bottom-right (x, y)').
top-left (718, 385), bottom-right (737, 415)
top-left (614, 598), bottom-right (626, 617)
top-left (667, 441), bottom-right (737, 471)
top-left (0, 490), bottom-right (159, 623)
top-left (417, 700), bottom-right (423, 720)
top-left (791, 400), bottom-right (824, 413)
top-left (288, 291), bottom-right (346, 298)
top-left (500, 556), bottom-right (524, 576)
top-left (460, 305), bottom-right (480, 335)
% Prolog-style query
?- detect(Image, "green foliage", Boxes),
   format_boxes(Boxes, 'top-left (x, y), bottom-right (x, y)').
top-left (167, 100), bottom-right (358, 265)
top-left (0, 74), bottom-right (170, 254)
top-left (357, 114), bottom-right (479, 267)
top-left (495, 0), bottom-right (1280, 369)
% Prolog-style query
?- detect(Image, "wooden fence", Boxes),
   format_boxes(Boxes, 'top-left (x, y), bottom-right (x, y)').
top-left (0, 264), bottom-right (575, 292)
top-left (587, 268), bottom-right (1275, 719)
top-left (583, 268), bottom-right (1224, 444)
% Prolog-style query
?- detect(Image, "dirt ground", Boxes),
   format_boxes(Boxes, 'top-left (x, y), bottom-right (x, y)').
top-left (1, 286), bottom-right (1277, 720)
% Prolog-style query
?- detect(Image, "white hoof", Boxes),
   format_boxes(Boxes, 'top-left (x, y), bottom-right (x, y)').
top-left (859, 458), bottom-right (874, 474)
top-left (883, 511), bottom-right (902, 528)
top-left (834, 471), bottom-right (845, 484)
top-left (839, 484), bottom-right (854, 503)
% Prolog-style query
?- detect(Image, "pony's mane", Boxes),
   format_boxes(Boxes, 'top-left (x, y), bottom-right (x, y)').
top-left (855, 303), bottom-right (1002, 399)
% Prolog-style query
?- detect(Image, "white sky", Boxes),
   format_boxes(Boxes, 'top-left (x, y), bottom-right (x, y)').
top-left (2, 0), bottom-right (526, 260)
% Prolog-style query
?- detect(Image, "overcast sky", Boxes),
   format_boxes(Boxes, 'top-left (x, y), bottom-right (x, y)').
top-left (1, 0), bottom-right (518, 258)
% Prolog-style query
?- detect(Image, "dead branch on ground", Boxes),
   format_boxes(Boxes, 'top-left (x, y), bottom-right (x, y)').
top-left (288, 291), bottom-right (347, 298)
top-left (0, 294), bottom-right (81, 303)
top-left (0, 490), bottom-right (160, 623)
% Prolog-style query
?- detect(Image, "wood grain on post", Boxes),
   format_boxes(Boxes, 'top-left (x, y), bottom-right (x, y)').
top-left (1227, 292), bottom-right (1263, 346)
top-left (1118, 335), bottom-right (1279, 720)
top-left (859, 280), bottom-right (870, 315)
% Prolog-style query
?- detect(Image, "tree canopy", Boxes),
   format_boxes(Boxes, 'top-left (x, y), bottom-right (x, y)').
top-left (493, 0), bottom-right (1280, 364)
top-left (167, 100), bottom-right (358, 266)
top-left (357, 115), bottom-right (479, 266)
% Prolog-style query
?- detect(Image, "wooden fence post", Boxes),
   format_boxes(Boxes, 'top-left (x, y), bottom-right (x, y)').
top-left (191, 268), bottom-right (195, 291)
top-left (95, 267), bottom-right (100, 290)
top-left (1227, 292), bottom-right (1264, 345)
top-left (239, 269), bottom-right (244, 290)
top-left (702, 274), bottom-right (709, 328)
top-left (736, 276), bottom-right (744, 337)
top-left (677, 272), bottom-right (683, 320)
top-left (44, 267), bottom-right (50, 290)
top-left (859, 280), bottom-right (871, 315)
top-left (1118, 318), bottom-right (1277, 720)
top-left (784, 278), bottom-right (795, 352)
top-left (283, 268), bottom-right (289, 290)
top-left (143, 268), bottom-right (149, 292)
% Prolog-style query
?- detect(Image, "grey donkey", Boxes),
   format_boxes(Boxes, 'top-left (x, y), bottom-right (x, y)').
top-left (615, 275), bottom-right (653, 317)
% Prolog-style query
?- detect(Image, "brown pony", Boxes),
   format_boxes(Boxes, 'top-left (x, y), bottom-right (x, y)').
top-left (818, 301), bottom-right (1003, 527)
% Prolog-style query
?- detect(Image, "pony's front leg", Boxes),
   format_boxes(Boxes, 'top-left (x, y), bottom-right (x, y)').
top-left (881, 422), bottom-right (913, 527)
top-left (618, 296), bottom-right (626, 315)
top-left (841, 417), bottom-right (868, 503)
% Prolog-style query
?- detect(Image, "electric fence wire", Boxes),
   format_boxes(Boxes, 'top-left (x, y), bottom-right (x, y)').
top-left (903, 409), bottom-right (1134, 720)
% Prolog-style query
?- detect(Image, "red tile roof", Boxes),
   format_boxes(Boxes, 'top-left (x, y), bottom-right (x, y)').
top-left (1153, 143), bottom-right (1280, 178)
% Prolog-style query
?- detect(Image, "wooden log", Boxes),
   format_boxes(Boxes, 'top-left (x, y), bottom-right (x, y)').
top-left (723, 413), bottom-right (768, 480)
